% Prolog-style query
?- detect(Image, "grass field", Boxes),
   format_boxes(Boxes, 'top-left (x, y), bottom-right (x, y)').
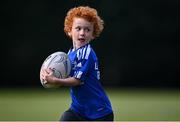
top-left (0, 87), bottom-right (179, 121)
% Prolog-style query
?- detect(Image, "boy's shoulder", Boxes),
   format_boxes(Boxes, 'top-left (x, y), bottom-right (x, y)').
top-left (77, 44), bottom-right (92, 60)
top-left (68, 44), bottom-right (97, 60)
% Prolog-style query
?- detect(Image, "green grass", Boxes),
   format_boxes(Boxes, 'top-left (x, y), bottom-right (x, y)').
top-left (0, 87), bottom-right (179, 121)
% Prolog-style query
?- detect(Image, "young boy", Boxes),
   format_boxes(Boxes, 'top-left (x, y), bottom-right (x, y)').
top-left (40, 6), bottom-right (114, 121)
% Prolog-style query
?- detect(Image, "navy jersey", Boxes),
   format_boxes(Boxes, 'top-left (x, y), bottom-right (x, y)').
top-left (67, 44), bottom-right (113, 119)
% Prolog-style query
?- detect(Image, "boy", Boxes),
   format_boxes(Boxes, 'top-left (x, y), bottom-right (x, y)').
top-left (40, 6), bottom-right (114, 121)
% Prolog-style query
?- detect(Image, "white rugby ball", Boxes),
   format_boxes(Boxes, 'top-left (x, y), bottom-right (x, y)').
top-left (40, 51), bottom-right (71, 88)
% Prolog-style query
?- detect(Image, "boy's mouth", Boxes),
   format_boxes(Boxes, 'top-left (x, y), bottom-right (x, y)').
top-left (78, 38), bottom-right (85, 42)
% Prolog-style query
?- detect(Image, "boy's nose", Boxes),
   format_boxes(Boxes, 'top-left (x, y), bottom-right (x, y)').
top-left (79, 29), bottom-right (85, 35)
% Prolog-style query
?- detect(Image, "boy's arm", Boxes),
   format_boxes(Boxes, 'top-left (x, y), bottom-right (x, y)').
top-left (40, 68), bottom-right (81, 86)
top-left (49, 77), bottom-right (81, 86)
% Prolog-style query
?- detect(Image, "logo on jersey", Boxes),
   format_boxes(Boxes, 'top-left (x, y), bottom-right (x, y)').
top-left (97, 107), bottom-right (104, 111)
top-left (95, 62), bottom-right (98, 70)
top-left (76, 62), bottom-right (82, 68)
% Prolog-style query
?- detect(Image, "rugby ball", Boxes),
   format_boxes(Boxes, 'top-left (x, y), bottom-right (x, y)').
top-left (40, 51), bottom-right (71, 88)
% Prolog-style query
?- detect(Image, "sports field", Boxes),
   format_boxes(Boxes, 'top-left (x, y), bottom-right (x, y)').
top-left (0, 87), bottom-right (179, 121)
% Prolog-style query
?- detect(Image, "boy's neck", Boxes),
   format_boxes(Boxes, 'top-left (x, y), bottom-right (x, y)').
top-left (73, 43), bottom-right (89, 50)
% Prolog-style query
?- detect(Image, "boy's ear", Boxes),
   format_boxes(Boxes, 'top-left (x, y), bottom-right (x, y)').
top-left (68, 32), bottom-right (71, 37)
top-left (91, 36), bottom-right (95, 40)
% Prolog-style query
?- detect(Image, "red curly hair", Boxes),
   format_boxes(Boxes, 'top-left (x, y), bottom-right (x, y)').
top-left (64, 6), bottom-right (104, 38)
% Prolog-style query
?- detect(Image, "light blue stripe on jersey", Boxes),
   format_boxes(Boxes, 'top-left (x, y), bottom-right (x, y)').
top-left (76, 44), bottom-right (90, 60)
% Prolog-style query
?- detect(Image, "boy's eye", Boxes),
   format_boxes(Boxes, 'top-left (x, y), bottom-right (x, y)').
top-left (75, 27), bottom-right (81, 31)
top-left (85, 28), bottom-right (90, 32)
top-left (75, 27), bottom-right (91, 32)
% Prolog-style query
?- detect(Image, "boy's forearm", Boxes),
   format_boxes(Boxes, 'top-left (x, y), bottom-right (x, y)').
top-left (53, 77), bottom-right (81, 86)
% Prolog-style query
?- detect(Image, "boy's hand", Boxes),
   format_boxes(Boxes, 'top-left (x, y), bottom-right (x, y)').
top-left (40, 68), bottom-right (56, 84)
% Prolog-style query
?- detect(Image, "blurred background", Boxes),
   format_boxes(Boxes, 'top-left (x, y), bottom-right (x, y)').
top-left (0, 0), bottom-right (179, 87)
top-left (0, 0), bottom-right (179, 121)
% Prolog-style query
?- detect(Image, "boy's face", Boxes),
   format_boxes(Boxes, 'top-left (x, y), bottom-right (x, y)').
top-left (69, 17), bottom-right (94, 49)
